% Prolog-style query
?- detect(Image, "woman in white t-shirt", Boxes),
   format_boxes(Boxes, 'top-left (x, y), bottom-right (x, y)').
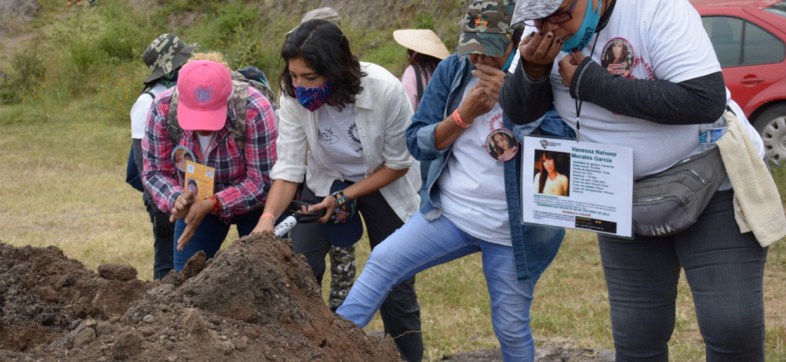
top-left (502, 0), bottom-right (769, 360)
top-left (251, 19), bottom-right (423, 361)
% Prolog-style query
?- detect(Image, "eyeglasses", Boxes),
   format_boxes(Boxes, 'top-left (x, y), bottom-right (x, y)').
top-left (525, 0), bottom-right (579, 26)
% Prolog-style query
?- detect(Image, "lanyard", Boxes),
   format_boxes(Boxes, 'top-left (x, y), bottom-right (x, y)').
top-left (574, 33), bottom-right (602, 142)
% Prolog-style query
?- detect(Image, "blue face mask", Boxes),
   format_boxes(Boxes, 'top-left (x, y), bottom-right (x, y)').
top-left (294, 82), bottom-right (333, 112)
top-left (501, 49), bottom-right (516, 73)
top-left (562, 0), bottom-right (602, 52)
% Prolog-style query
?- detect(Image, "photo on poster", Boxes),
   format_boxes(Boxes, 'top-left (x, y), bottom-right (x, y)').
top-left (187, 178), bottom-right (199, 198)
top-left (532, 150), bottom-right (571, 197)
top-left (521, 137), bottom-right (634, 237)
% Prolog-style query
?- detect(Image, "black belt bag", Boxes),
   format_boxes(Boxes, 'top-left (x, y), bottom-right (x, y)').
top-left (632, 146), bottom-right (727, 237)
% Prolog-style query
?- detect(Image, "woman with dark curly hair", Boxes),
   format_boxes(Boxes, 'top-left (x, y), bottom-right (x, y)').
top-left (252, 19), bottom-right (423, 361)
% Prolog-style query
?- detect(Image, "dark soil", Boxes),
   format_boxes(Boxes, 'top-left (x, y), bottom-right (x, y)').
top-left (0, 234), bottom-right (400, 361)
top-left (0, 235), bottom-right (612, 361)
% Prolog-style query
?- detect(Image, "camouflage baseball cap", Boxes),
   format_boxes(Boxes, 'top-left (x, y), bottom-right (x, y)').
top-left (457, 0), bottom-right (517, 57)
top-left (142, 33), bottom-right (197, 84)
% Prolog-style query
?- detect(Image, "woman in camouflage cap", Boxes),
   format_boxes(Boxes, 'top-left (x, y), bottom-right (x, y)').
top-left (337, 1), bottom-right (573, 360)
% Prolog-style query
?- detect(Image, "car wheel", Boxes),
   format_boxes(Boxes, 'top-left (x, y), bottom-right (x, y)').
top-left (754, 104), bottom-right (786, 167)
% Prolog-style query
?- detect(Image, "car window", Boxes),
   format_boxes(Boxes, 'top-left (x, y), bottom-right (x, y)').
top-left (743, 22), bottom-right (785, 65)
top-left (702, 16), bottom-right (743, 67)
top-left (702, 16), bottom-right (785, 67)
top-left (765, 1), bottom-right (786, 17)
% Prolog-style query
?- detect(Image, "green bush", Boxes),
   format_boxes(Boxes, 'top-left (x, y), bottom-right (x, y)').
top-left (0, 46), bottom-right (45, 104)
top-left (95, 5), bottom-right (149, 63)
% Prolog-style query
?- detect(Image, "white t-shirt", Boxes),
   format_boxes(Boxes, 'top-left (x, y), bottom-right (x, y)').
top-left (130, 83), bottom-right (167, 139)
top-left (197, 133), bottom-right (213, 161)
top-left (551, 0), bottom-right (726, 178)
top-left (438, 78), bottom-right (511, 245)
top-left (317, 104), bottom-right (366, 182)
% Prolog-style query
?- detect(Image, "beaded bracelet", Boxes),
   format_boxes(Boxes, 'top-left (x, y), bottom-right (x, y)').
top-left (330, 190), bottom-right (356, 224)
top-left (452, 109), bottom-right (470, 129)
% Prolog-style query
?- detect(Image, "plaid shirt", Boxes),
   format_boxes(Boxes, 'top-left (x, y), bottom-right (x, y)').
top-left (142, 87), bottom-right (277, 222)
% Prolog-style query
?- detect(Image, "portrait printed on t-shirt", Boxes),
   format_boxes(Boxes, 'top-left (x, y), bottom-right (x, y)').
top-left (601, 37), bottom-right (635, 79)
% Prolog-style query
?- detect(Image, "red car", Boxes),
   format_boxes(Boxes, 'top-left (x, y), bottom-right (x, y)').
top-left (692, 0), bottom-right (786, 165)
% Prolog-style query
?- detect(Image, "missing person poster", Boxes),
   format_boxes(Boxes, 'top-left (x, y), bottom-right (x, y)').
top-left (184, 160), bottom-right (215, 201)
top-left (522, 137), bottom-right (634, 237)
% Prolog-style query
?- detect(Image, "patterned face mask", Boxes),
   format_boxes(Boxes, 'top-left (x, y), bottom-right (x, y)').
top-left (294, 82), bottom-right (333, 112)
top-left (159, 70), bottom-right (179, 88)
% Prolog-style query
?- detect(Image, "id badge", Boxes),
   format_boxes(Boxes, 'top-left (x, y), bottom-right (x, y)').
top-left (184, 160), bottom-right (215, 200)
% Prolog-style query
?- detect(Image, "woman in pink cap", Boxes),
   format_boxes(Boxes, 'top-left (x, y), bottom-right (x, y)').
top-left (142, 59), bottom-right (278, 271)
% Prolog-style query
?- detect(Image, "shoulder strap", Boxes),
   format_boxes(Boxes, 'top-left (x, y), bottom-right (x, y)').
top-left (229, 80), bottom-right (249, 154)
top-left (166, 90), bottom-right (183, 146)
top-left (141, 85), bottom-right (156, 100)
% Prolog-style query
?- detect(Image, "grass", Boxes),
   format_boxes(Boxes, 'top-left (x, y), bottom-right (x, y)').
top-left (1, 1), bottom-right (785, 361)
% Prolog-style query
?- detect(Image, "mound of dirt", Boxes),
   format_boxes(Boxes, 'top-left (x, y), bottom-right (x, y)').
top-left (0, 233), bottom-right (400, 361)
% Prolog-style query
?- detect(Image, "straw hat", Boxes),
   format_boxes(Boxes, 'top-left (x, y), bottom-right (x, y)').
top-left (393, 29), bottom-right (450, 60)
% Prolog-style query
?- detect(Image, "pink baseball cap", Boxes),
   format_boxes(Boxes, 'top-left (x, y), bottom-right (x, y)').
top-left (176, 60), bottom-right (233, 131)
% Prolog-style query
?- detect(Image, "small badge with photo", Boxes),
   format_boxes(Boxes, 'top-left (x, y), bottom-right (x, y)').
top-left (485, 128), bottom-right (519, 162)
top-left (171, 145), bottom-right (196, 173)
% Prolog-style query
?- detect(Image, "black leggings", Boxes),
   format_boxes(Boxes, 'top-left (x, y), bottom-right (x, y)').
top-left (289, 187), bottom-right (423, 361)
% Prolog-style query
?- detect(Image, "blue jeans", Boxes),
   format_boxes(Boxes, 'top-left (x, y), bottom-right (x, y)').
top-left (598, 190), bottom-right (767, 361)
top-left (337, 212), bottom-right (539, 362)
top-left (143, 191), bottom-right (174, 279)
top-left (173, 209), bottom-right (262, 271)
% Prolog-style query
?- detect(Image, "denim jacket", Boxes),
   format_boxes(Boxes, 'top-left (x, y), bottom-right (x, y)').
top-left (406, 53), bottom-right (574, 281)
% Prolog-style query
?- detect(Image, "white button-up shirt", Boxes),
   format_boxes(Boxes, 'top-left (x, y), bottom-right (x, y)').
top-left (271, 62), bottom-right (421, 222)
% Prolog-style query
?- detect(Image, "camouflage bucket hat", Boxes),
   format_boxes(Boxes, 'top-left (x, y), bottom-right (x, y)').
top-left (142, 33), bottom-right (197, 84)
top-left (458, 0), bottom-right (517, 57)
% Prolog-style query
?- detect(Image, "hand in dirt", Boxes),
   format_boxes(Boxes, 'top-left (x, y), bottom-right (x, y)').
top-left (252, 213), bottom-right (275, 234)
top-left (558, 50), bottom-right (585, 88)
top-left (308, 195), bottom-right (336, 224)
top-left (176, 198), bottom-right (213, 251)
top-left (519, 31), bottom-right (562, 79)
top-left (170, 191), bottom-right (196, 222)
